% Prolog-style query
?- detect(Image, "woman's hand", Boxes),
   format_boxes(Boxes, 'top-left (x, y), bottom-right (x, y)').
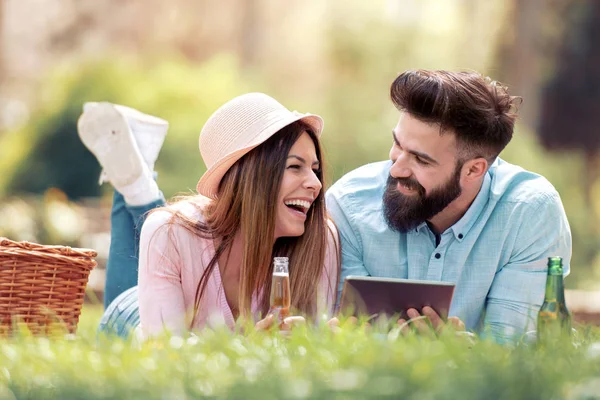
top-left (326, 316), bottom-right (361, 333)
top-left (279, 316), bottom-right (306, 332)
top-left (254, 314), bottom-right (306, 332)
top-left (254, 313), bottom-right (276, 331)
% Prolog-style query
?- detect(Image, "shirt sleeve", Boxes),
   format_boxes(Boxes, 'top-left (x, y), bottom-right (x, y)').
top-left (325, 189), bottom-right (370, 307)
top-left (137, 210), bottom-right (188, 338)
top-left (482, 191), bottom-right (572, 343)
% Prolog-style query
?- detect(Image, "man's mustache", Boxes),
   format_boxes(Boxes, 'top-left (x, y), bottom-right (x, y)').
top-left (389, 176), bottom-right (423, 194)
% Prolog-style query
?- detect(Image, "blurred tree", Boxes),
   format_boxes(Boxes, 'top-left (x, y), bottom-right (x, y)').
top-left (1, 0), bottom-right (599, 287)
top-left (0, 56), bottom-right (248, 200)
top-left (495, 0), bottom-right (542, 125)
top-left (494, 0), bottom-right (573, 128)
top-left (0, 0), bottom-right (3, 82)
top-left (538, 0), bottom-right (600, 210)
top-left (239, 0), bottom-right (261, 71)
top-left (1, 105), bottom-right (103, 199)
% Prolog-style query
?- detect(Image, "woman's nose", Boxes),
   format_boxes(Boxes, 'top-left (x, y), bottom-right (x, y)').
top-left (304, 171), bottom-right (322, 192)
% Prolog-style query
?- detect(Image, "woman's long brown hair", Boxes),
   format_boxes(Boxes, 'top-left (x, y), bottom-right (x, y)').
top-left (154, 120), bottom-right (339, 326)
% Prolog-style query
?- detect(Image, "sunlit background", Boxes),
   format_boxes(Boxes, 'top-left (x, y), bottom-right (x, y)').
top-left (0, 0), bottom-right (599, 322)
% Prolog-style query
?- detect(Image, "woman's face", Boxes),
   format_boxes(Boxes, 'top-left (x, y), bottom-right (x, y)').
top-left (274, 132), bottom-right (322, 238)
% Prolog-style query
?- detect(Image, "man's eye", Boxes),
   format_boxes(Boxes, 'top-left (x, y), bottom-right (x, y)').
top-left (415, 157), bottom-right (428, 165)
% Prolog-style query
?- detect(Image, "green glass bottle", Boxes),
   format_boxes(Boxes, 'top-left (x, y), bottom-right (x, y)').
top-left (537, 256), bottom-right (571, 342)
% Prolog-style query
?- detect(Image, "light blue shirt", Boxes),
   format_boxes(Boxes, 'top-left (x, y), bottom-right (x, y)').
top-left (326, 158), bottom-right (572, 342)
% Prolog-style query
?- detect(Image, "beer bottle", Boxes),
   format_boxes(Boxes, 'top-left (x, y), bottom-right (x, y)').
top-left (269, 257), bottom-right (291, 323)
top-left (537, 256), bottom-right (571, 342)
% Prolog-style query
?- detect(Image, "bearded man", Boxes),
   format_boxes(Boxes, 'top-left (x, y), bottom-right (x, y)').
top-left (326, 70), bottom-right (572, 343)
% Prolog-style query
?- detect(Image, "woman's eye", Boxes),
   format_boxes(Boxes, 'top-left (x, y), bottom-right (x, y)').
top-left (287, 164), bottom-right (301, 170)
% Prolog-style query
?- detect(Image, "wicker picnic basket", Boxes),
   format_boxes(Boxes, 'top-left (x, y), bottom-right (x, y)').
top-left (0, 237), bottom-right (97, 335)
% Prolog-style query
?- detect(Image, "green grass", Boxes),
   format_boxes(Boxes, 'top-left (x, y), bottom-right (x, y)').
top-left (1, 308), bottom-right (600, 400)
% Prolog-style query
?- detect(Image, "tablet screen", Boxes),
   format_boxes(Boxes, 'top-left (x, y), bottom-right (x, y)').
top-left (339, 276), bottom-right (456, 320)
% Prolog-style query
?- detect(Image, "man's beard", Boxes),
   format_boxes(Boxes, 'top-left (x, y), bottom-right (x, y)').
top-left (383, 163), bottom-right (463, 233)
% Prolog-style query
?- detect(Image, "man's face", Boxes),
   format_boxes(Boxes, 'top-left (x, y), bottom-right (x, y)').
top-left (383, 113), bottom-right (463, 232)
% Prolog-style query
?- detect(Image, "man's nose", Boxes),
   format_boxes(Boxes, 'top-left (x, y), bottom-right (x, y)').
top-left (390, 154), bottom-right (411, 178)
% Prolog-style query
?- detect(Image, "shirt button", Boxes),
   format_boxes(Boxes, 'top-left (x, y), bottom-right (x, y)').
top-left (435, 253), bottom-right (441, 259)
top-left (458, 234), bottom-right (463, 239)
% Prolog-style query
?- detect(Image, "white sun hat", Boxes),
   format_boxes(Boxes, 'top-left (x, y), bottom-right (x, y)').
top-left (196, 92), bottom-right (324, 198)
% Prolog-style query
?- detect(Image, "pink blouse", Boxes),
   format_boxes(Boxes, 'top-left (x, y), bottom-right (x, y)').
top-left (137, 197), bottom-right (339, 337)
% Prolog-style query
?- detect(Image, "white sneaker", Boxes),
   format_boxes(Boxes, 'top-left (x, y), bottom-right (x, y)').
top-left (83, 102), bottom-right (169, 184)
top-left (77, 102), bottom-right (148, 189)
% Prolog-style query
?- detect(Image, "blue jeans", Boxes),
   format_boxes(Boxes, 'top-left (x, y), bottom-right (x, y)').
top-left (97, 190), bottom-right (164, 337)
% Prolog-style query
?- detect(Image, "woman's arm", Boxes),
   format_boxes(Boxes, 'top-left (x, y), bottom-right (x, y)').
top-left (137, 210), bottom-right (188, 337)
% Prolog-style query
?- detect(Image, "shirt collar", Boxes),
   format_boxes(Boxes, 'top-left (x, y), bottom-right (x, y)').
top-left (410, 159), bottom-right (497, 238)
top-left (449, 168), bottom-right (492, 242)
top-left (413, 165), bottom-right (494, 239)
top-left (415, 221), bottom-right (428, 233)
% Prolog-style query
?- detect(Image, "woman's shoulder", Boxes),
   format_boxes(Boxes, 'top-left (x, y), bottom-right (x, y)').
top-left (141, 195), bottom-right (213, 237)
top-left (325, 217), bottom-right (339, 243)
top-left (324, 217), bottom-right (340, 265)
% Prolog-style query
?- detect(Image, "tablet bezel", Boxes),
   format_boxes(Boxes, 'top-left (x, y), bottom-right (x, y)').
top-left (339, 275), bottom-right (456, 320)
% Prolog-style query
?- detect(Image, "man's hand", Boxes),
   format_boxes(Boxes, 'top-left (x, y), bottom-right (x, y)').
top-left (397, 306), bottom-right (465, 336)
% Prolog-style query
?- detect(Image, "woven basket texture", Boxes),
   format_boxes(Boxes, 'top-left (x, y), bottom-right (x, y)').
top-left (0, 237), bottom-right (97, 334)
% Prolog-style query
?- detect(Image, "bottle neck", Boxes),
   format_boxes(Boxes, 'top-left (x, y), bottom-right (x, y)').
top-left (544, 274), bottom-right (566, 303)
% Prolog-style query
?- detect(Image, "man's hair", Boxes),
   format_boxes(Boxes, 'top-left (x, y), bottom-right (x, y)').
top-left (390, 70), bottom-right (521, 163)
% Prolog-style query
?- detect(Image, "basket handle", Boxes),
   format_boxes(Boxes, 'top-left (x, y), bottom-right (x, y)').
top-left (0, 237), bottom-right (98, 258)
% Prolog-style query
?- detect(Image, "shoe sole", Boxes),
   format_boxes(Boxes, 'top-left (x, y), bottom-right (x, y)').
top-left (83, 102), bottom-right (169, 127)
top-left (83, 101), bottom-right (168, 167)
top-left (77, 102), bottom-right (146, 188)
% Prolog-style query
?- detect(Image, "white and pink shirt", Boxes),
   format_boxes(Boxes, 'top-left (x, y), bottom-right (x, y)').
top-left (137, 198), bottom-right (339, 337)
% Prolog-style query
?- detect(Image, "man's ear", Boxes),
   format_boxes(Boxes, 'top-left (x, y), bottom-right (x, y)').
top-left (462, 157), bottom-right (488, 181)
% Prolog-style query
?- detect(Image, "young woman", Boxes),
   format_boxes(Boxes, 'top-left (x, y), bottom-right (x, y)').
top-left (77, 94), bottom-right (340, 338)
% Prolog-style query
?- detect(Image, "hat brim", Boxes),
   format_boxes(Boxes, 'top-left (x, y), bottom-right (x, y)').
top-left (196, 113), bottom-right (323, 199)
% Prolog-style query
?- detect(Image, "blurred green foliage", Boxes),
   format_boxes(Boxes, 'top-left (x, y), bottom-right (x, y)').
top-left (0, 54), bottom-right (251, 199)
top-left (1, 314), bottom-right (600, 399)
top-left (0, 34), bottom-right (598, 289)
